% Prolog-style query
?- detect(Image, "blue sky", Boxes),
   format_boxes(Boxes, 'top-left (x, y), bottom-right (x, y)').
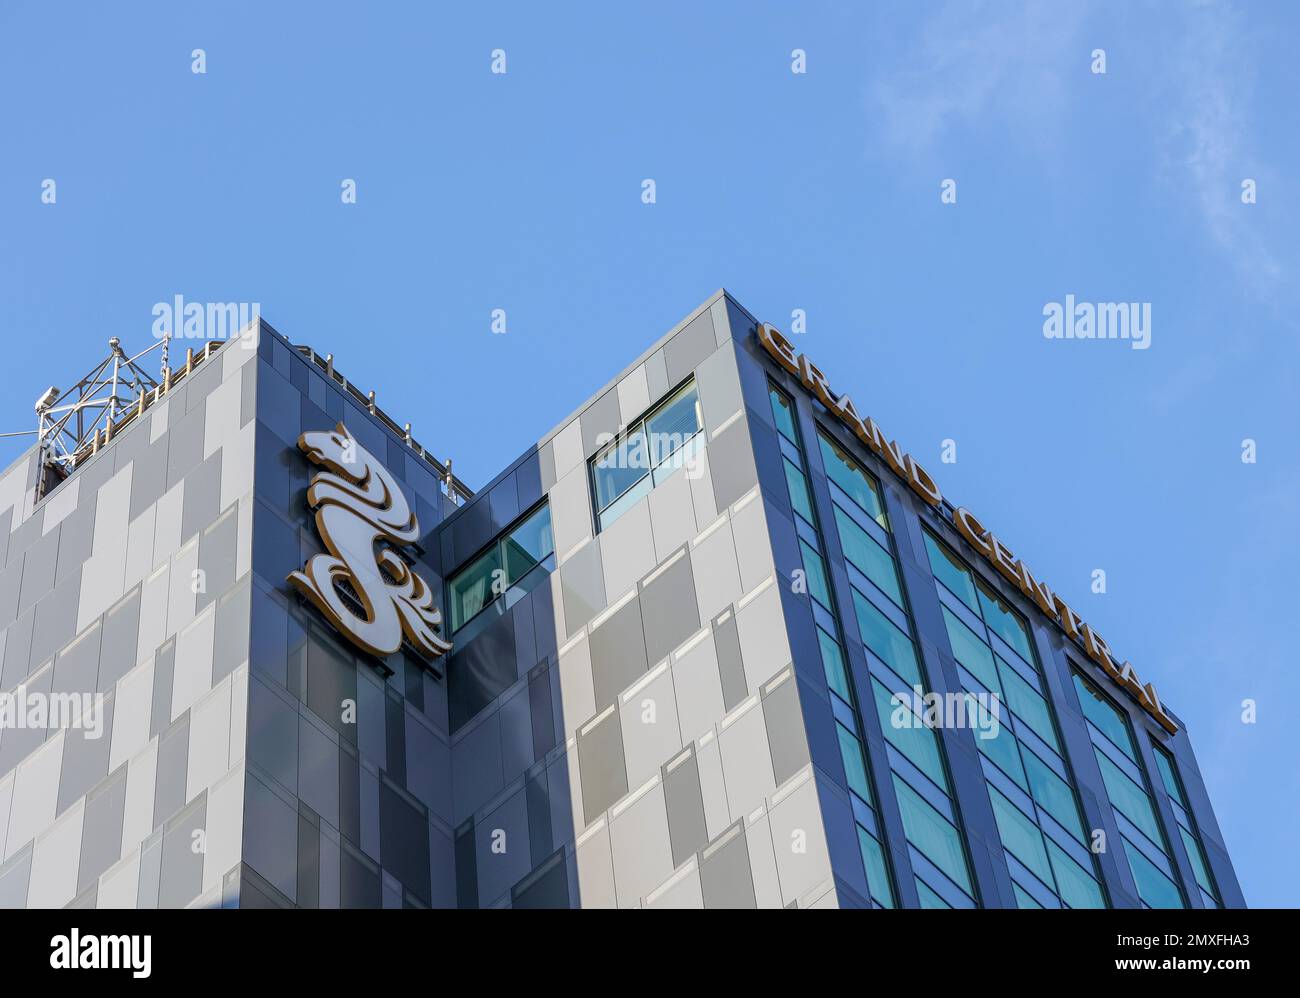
top-left (1, 1), bottom-right (1296, 905)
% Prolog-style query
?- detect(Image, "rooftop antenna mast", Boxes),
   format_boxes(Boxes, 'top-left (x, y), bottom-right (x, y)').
top-left (31, 336), bottom-right (163, 499)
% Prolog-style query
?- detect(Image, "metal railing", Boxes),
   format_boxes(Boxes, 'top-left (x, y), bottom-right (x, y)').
top-left (33, 336), bottom-right (218, 501)
top-left (27, 325), bottom-right (474, 508)
top-left (290, 343), bottom-right (473, 506)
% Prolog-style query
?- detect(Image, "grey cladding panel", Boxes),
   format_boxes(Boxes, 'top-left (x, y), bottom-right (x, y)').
top-left (54, 506), bottom-right (96, 584)
top-left (580, 389), bottom-right (621, 457)
top-left (180, 451), bottom-right (223, 546)
top-left (713, 610), bottom-right (747, 711)
top-left (196, 505), bottom-right (239, 614)
top-left (576, 706), bottom-right (627, 825)
top-left (129, 441), bottom-right (169, 522)
top-left (663, 748), bottom-right (708, 868)
top-left (30, 569), bottom-right (82, 670)
top-left (448, 607), bottom-right (516, 732)
top-left (700, 823), bottom-right (757, 909)
top-left (152, 713), bottom-right (190, 828)
top-left (559, 540), bottom-right (605, 636)
top-left (52, 621), bottom-right (102, 697)
top-left (761, 671), bottom-right (810, 786)
top-left (664, 312), bottom-right (717, 387)
top-left (98, 588), bottom-right (141, 692)
top-left (166, 404), bottom-right (206, 489)
top-left (705, 419), bottom-right (758, 510)
top-left (158, 793), bottom-right (207, 908)
top-left (57, 696), bottom-right (115, 814)
top-left (588, 595), bottom-right (648, 710)
top-left (18, 530), bottom-right (58, 615)
top-left (639, 550), bottom-right (700, 665)
top-left (77, 766), bottom-right (127, 894)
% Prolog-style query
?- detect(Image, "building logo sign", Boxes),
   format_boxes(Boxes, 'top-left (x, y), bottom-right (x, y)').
top-left (757, 323), bottom-right (1177, 734)
top-left (288, 423), bottom-right (452, 662)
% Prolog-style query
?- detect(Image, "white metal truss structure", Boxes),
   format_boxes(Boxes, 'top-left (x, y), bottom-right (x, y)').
top-left (31, 336), bottom-right (180, 500)
top-left (22, 331), bottom-right (473, 507)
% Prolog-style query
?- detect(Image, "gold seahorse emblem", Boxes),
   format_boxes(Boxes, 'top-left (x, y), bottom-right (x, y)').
top-left (287, 422), bottom-right (452, 661)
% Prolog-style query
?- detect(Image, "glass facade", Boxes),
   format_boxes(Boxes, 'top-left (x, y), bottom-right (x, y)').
top-left (768, 385), bottom-right (896, 907)
top-left (812, 422), bottom-right (978, 907)
top-left (1152, 742), bottom-right (1221, 908)
top-left (1073, 673), bottom-right (1185, 908)
top-left (923, 531), bottom-right (1106, 908)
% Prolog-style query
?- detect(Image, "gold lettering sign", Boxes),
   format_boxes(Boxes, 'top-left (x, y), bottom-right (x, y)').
top-left (288, 423), bottom-right (452, 661)
top-left (757, 324), bottom-right (1177, 734)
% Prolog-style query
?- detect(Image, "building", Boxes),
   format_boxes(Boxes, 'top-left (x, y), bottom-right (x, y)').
top-left (0, 290), bottom-right (1243, 908)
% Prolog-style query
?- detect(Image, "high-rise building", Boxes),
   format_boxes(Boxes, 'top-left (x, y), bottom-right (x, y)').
top-left (0, 291), bottom-right (1242, 908)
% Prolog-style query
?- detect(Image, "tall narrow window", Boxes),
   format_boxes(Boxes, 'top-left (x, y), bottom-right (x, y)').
top-left (922, 529), bottom-right (1106, 908)
top-left (768, 383), bottom-right (897, 908)
top-left (1073, 673), bottom-right (1185, 908)
top-left (1152, 742), bottom-right (1221, 907)
top-left (817, 425), bottom-right (978, 907)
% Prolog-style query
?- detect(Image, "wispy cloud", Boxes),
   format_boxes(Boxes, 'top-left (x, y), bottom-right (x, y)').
top-left (865, 0), bottom-right (1290, 301)
top-left (1158, 1), bottom-right (1283, 299)
top-left (867, 0), bottom-right (1088, 158)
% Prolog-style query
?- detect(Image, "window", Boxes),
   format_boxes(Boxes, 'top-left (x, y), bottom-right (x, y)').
top-left (1127, 846), bottom-right (1185, 909)
top-left (503, 503), bottom-right (553, 584)
top-left (448, 548), bottom-right (500, 633)
top-left (852, 590), bottom-right (921, 685)
top-left (784, 459), bottom-right (816, 523)
top-left (857, 826), bottom-right (895, 908)
top-left (976, 584), bottom-right (1035, 662)
top-left (817, 430), bottom-right (887, 528)
top-left (1151, 745), bottom-right (1186, 807)
top-left (989, 785), bottom-right (1053, 885)
top-left (833, 506), bottom-right (902, 607)
top-left (893, 775), bottom-right (973, 895)
top-left (770, 385), bottom-right (798, 443)
top-left (799, 541), bottom-right (832, 610)
top-left (925, 533), bottom-right (979, 611)
top-left (871, 679), bottom-right (946, 787)
top-left (924, 531), bottom-right (1035, 665)
top-left (1152, 743), bottom-right (1221, 906)
top-left (1013, 883), bottom-right (1043, 908)
top-left (1023, 749), bottom-right (1082, 834)
top-left (837, 723), bottom-right (872, 802)
top-left (923, 527), bottom-right (1106, 907)
top-left (591, 381), bottom-right (702, 530)
top-left (1071, 671), bottom-right (1185, 909)
top-left (941, 605), bottom-right (998, 690)
top-left (592, 431), bottom-right (648, 516)
top-left (1047, 840), bottom-right (1106, 908)
top-left (646, 381), bottom-right (702, 465)
top-left (769, 380), bottom-right (898, 907)
top-left (916, 878), bottom-right (951, 908)
top-left (814, 423), bottom-right (979, 907)
top-left (1096, 753), bottom-right (1163, 843)
top-left (448, 503), bottom-right (554, 633)
top-left (817, 627), bottom-right (850, 701)
top-left (1073, 673), bottom-right (1137, 760)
